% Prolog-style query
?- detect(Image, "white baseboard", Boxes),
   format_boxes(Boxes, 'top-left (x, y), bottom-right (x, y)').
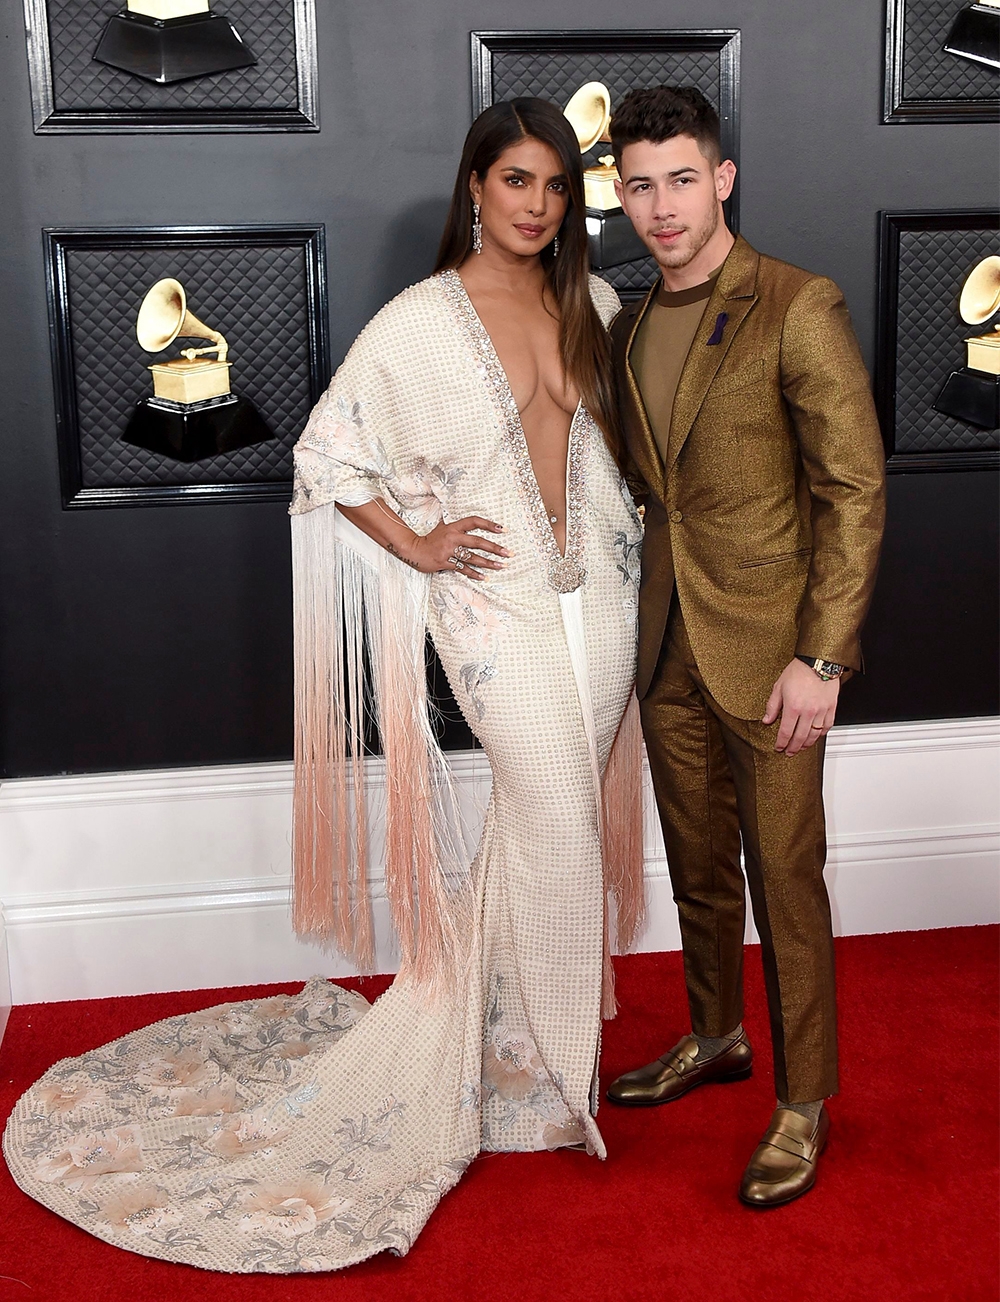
top-left (1, 718), bottom-right (997, 1004)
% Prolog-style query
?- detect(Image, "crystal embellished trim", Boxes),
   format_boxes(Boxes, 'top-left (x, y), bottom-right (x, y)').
top-left (438, 269), bottom-right (589, 594)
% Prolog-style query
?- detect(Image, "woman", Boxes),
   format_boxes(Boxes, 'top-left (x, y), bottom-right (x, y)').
top-left (3, 99), bottom-right (645, 1274)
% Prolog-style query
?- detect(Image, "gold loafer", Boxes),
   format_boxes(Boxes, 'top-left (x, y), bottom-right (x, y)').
top-left (606, 1031), bottom-right (752, 1106)
top-left (739, 1106), bottom-right (830, 1207)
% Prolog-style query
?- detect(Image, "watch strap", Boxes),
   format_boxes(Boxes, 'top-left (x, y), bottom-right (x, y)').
top-left (796, 655), bottom-right (845, 681)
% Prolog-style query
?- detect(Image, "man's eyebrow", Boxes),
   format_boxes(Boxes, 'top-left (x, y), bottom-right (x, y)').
top-left (625, 165), bottom-right (698, 184)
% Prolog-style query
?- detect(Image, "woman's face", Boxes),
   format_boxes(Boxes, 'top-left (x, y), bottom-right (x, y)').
top-left (470, 136), bottom-right (570, 259)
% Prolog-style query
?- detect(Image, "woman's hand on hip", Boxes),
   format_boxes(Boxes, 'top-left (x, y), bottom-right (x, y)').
top-left (406, 516), bottom-right (509, 580)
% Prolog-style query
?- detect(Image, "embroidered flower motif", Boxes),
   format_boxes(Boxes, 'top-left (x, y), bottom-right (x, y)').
top-left (133, 1049), bottom-right (216, 1092)
top-left (187, 1005), bottom-right (257, 1036)
top-left (304, 396), bottom-right (368, 462)
top-left (94, 1180), bottom-right (183, 1236)
top-left (613, 529), bottom-right (642, 616)
top-left (203, 1108), bottom-right (292, 1160)
top-left (388, 457), bottom-right (466, 531)
top-left (460, 1082), bottom-right (484, 1112)
top-left (541, 1118), bottom-right (587, 1150)
top-left (432, 581), bottom-right (510, 657)
top-left (291, 396), bottom-right (392, 512)
top-left (131, 1048), bottom-right (240, 1119)
top-left (163, 1080), bottom-right (240, 1119)
top-left (459, 659), bottom-right (498, 721)
top-left (482, 1027), bottom-right (546, 1101)
top-left (273, 1039), bottom-right (312, 1060)
top-left (235, 1176), bottom-right (351, 1239)
top-left (297, 985), bottom-right (368, 1027)
top-left (34, 1081), bottom-right (105, 1116)
top-left (36, 1125), bottom-right (144, 1191)
top-left (431, 579), bottom-right (509, 721)
top-left (252, 996), bottom-right (295, 1023)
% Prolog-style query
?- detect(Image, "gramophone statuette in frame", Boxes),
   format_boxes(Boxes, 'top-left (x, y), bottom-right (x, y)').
top-left (93, 0), bottom-right (257, 86)
top-left (943, 0), bottom-right (1000, 72)
top-left (122, 277), bottom-right (273, 462)
top-left (933, 255), bottom-right (1000, 432)
top-left (563, 82), bottom-right (646, 272)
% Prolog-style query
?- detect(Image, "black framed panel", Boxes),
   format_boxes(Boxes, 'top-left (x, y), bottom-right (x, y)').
top-left (471, 29), bottom-right (740, 300)
top-left (45, 224), bottom-right (329, 508)
top-left (875, 209), bottom-right (999, 473)
top-left (23, 0), bottom-right (318, 132)
top-left (883, 0), bottom-right (999, 124)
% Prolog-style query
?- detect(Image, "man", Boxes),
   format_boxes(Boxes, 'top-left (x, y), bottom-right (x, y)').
top-left (605, 86), bottom-right (885, 1207)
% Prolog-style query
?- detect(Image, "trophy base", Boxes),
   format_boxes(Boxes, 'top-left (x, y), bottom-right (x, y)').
top-left (933, 367), bottom-right (1000, 430)
top-left (122, 393), bottom-right (273, 461)
top-left (93, 10), bottom-right (256, 85)
top-left (943, 4), bottom-right (1000, 71)
top-left (585, 207), bottom-right (646, 271)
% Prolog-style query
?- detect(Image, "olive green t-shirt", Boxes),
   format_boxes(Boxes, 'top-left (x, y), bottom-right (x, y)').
top-left (630, 267), bottom-right (723, 465)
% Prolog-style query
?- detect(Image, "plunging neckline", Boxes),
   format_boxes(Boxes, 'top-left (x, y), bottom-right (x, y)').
top-left (439, 269), bottom-right (588, 593)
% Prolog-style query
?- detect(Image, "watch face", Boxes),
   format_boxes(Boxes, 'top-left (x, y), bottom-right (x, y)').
top-left (818, 660), bottom-right (844, 678)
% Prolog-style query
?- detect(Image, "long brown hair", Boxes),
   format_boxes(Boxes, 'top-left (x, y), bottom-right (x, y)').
top-left (434, 98), bottom-right (622, 465)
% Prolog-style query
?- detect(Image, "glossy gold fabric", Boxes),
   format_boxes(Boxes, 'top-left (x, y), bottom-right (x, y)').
top-left (642, 604), bottom-right (837, 1102)
top-left (739, 1105), bottom-right (830, 1206)
top-left (612, 234), bottom-right (886, 714)
top-left (606, 1030), bottom-right (753, 1105)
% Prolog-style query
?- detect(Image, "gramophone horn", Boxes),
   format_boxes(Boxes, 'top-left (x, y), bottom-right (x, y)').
top-left (564, 82), bottom-right (612, 153)
top-left (959, 255), bottom-right (1000, 326)
top-left (136, 277), bottom-right (228, 360)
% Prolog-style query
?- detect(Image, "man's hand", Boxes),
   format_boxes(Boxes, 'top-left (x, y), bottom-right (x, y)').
top-left (762, 659), bottom-right (839, 755)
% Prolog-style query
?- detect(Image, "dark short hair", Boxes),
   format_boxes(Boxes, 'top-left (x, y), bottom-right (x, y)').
top-left (609, 86), bottom-right (722, 170)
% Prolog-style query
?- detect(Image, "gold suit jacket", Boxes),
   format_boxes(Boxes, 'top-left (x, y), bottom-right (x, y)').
top-left (612, 235), bottom-right (886, 717)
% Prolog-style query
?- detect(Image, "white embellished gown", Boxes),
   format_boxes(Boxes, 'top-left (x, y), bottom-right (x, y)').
top-left (3, 271), bottom-right (645, 1273)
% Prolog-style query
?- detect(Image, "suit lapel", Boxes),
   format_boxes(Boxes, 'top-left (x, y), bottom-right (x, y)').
top-left (666, 235), bottom-right (760, 474)
top-left (619, 282), bottom-right (664, 499)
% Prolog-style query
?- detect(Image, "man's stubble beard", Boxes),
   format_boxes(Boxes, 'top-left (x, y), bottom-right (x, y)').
top-left (654, 200), bottom-right (720, 270)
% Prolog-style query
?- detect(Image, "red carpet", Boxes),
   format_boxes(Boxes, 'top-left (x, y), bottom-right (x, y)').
top-left (0, 926), bottom-right (996, 1302)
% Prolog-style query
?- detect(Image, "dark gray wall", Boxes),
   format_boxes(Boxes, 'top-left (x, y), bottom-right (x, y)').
top-left (2, 2), bottom-right (997, 776)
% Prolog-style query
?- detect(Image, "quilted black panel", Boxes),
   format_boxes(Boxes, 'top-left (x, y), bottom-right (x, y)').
top-left (47, 0), bottom-right (298, 111)
top-left (894, 225), bottom-right (1000, 455)
top-left (486, 44), bottom-right (727, 296)
top-left (901, 0), bottom-right (998, 102)
top-left (66, 239), bottom-right (315, 487)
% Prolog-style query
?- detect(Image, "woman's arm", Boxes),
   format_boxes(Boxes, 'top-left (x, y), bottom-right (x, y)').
top-left (336, 499), bottom-right (509, 581)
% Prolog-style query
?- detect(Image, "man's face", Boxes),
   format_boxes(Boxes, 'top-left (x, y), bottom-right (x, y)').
top-left (614, 134), bottom-right (736, 271)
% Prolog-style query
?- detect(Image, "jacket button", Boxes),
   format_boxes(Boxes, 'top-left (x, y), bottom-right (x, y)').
top-left (669, 509), bottom-right (683, 523)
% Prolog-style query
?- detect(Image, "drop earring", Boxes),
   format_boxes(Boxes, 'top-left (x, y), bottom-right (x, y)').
top-left (553, 235), bottom-right (560, 256)
top-left (472, 203), bottom-right (483, 255)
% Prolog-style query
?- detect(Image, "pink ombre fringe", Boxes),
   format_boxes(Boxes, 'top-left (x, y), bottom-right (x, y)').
top-left (291, 506), bottom-right (470, 996)
top-left (600, 689), bottom-right (646, 1017)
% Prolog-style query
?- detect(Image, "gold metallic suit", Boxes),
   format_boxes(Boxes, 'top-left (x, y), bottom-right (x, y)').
top-left (612, 235), bottom-right (886, 1101)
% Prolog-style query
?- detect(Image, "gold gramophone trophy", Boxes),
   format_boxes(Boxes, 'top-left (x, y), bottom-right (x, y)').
top-left (563, 82), bottom-right (645, 271)
top-left (933, 255), bottom-right (1000, 431)
top-left (943, 0), bottom-right (1000, 70)
top-left (122, 277), bottom-right (272, 461)
top-left (94, 0), bottom-right (256, 85)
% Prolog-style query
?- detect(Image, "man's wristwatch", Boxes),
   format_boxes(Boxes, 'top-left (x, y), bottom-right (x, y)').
top-left (796, 655), bottom-right (845, 682)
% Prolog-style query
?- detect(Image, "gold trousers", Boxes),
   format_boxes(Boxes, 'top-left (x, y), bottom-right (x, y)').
top-left (640, 600), bottom-right (838, 1102)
